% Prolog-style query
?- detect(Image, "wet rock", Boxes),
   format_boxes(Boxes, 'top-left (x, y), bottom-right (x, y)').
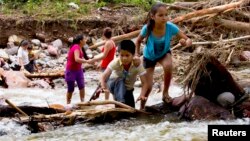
top-left (1, 60), bottom-right (10, 70)
top-left (68, 37), bottom-right (73, 43)
top-left (35, 33), bottom-right (46, 42)
top-left (41, 43), bottom-right (48, 49)
top-left (60, 48), bottom-right (68, 54)
top-left (53, 78), bottom-right (66, 88)
top-left (6, 42), bottom-right (16, 48)
top-left (5, 46), bottom-right (18, 55)
top-left (47, 45), bottom-right (58, 57)
top-left (3, 70), bottom-right (30, 88)
top-left (37, 51), bottom-right (45, 58)
top-left (0, 49), bottom-right (9, 60)
top-left (240, 51), bottom-right (250, 61)
top-left (31, 39), bottom-right (41, 47)
top-left (179, 96), bottom-right (235, 120)
top-left (57, 57), bottom-right (65, 64)
top-left (8, 35), bottom-right (22, 45)
top-left (28, 79), bottom-right (51, 89)
top-left (46, 61), bottom-right (57, 68)
top-left (89, 28), bottom-right (98, 36)
top-left (0, 131), bottom-right (7, 136)
top-left (51, 39), bottom-right (63, 49)
top-left (36, 60), bottom-right (46, 67)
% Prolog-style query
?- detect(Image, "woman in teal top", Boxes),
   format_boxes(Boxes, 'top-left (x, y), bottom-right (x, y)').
top-left (135, 3), bottom-right (192, 109)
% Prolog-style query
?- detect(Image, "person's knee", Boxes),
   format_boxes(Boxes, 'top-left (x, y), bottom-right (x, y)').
top-left (217, 92), bottom-right (235, 108)
top-left (162, 61), bottom-right (172, 72)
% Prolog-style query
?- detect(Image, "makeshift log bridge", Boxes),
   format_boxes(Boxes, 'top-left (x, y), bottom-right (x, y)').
top-left (1, 100), bottom-right (150, 133)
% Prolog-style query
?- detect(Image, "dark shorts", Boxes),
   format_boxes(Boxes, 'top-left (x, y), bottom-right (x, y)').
top-left (65, 69), bottom-right (84, 92)
top-left (143, 50), bottom-right (171, 69)
top-left (24, 62), bottom-right (34, 73)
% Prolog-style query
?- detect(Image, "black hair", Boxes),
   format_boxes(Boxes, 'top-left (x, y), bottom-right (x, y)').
top-left (144, 3), bottom-right (166, 43)
top-left (71, 34), bottom-right (89, 60)
top-left (118, 40), bottom-right (135, 55)
top-left (72, 34), bottom-right (84, 45)
top-left (103, 27), bottom-right (112, 39)
top-left (19, 40), bottom-right (29, 47)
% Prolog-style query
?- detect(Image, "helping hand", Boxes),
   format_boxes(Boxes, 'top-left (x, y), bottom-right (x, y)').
top-left (136, 95), bottom-right (147, 103)
top-left (179, 38), bottom-right (192, 47)
top-left (133, 56), bottom-right (141, 67)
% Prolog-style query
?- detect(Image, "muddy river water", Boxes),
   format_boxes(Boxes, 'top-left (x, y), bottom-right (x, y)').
top-left (0, 71), bottom-right (249, 141)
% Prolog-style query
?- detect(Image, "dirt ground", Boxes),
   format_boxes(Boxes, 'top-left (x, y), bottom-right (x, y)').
top-left (0, 5), bottom-right (145, 47)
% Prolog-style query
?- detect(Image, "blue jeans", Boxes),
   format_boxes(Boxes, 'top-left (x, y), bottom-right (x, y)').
top-left (107, 78), bottom-right (135, 108)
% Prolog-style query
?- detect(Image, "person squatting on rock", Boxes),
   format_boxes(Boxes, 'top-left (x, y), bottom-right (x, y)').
top-left (17, 40), bottom-right (35, 73)
top-left (100, 40), bottom-right (148, 109)
top-left (65, 34), bottom-right (90, 104)
top-left (135, 3), bottom-right (192, 109)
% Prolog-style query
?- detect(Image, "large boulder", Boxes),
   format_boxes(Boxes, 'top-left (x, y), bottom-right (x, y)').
top-left (3, 70), bottom-right (30, 88)
top-left (179, 96), bottom-right (235, 120)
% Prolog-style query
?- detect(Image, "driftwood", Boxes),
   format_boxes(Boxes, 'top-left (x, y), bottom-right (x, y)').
top-left (0, 105), bottom-right (63, 117)
top-left (89, 0), bottom-right (246, 49)
top-left (172, 35), bottom-right (250, 50)
top-left (89, 30), bottom-right (140, 49)
top-left (5, 99), bottom-right (28, 116)
top-left (216, 19), bottom-right (250, 32)
top-left (172, 0), bottom-right (245, 23)
top-left (1, 100), bottom-right (150, 133)
top-left (25, 71), bottom-right (64, 79)
top-left (164, 3), bottom-right (195, 11)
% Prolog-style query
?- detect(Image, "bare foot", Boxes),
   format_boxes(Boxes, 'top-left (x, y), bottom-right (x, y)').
top-left (162, 94), bottom-right (173, 103)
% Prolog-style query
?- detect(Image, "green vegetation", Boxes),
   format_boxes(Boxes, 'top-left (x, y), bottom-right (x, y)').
top-left (0, 0), bottom-right (175, 19)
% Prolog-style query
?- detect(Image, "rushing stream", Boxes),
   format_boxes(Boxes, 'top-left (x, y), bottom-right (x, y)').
top-left (0, 71), bottom-right (249, 141)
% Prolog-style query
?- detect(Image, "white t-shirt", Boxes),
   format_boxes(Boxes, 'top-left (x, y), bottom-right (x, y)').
top-left (17, 47), bottom-right (29, 65)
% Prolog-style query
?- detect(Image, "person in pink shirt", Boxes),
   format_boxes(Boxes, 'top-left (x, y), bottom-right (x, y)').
top-left (65, 34), bottom-right (88, 104)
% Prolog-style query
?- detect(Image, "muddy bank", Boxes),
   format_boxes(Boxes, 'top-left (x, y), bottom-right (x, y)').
top-left (0, 16), bottom-right (118, 47)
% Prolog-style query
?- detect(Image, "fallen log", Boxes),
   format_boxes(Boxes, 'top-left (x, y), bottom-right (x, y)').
top-left (217, 19), bottom-right (250, 32)
top-left (0, 105), bottom-right (64, 117)
top-left (25, 71), bottom-right (64, 79)
top-left (164, 3), bottom-right (195, 11)
top-left (172, 0), bottom-right (245, 23)
top-left (4, 100), bottom-right (150, 133)
top-left (76, 100), bottom-right (150, 114)
top-left (5, 99), bottom-right (28, 116)
top-left (20, 108), bottom-right (136, 124)
top-left (89, 30), bottom-right (140, 49)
